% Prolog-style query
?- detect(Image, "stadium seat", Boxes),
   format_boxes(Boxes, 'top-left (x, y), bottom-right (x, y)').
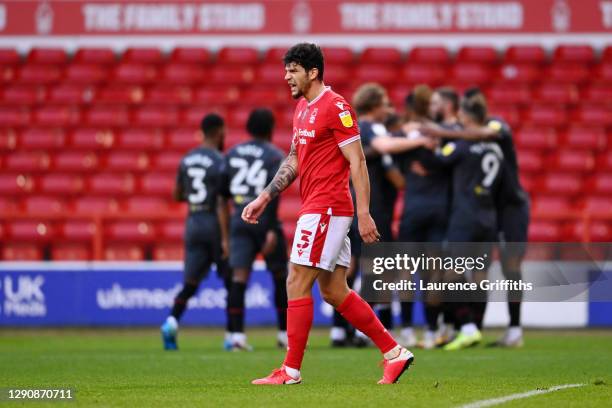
top-left (487, 105), bottom-right (521, 128)
top-left (95, 85), bottom-right (144, 104)
top-left (241, 87), bottom-right (286, 106)
top-left (73, 197), bottom-right (119, 215)
top-left (546, 64), bottom-right (590, 83)
top-left (531, 196), bottom-right (572, 214)
top-left (166, 128), bottom-right (201, 151)
top-left (355, 65), bottom-right (397, 85)
top-left (528, 221), bottom-right (562, 242)
top-left (217, 47), bottom-right (260, 65)
top-left (2, 244), bottom-right (43, 261)
top-left (65, 64), bottom-right (109, 84)
top-left (535, 83), bottom-right (578, 104)
top-left (278, 196), bottom-right (302, 222)
top-left (210, 66), bottom-right (255, 85)
top-left (516, 149), bottom-right (543, 172)
top-left (228, 106), bottom-right (256, 128)
top-left (18, 65), bottom-right (63, 84)
top-left (553, 45), bottom-right (595, 64)
top-left (564, 221), bottom-right (610, 242)
top-left (360, 47), bottom-right (402, 64)
top-left (537, 173), bottom-right (582, 196)
top-left (133, 107), bottom-right (179, 127)
top-left (256, 63), bottom-right (287, 85)
top-left (88, 173), bottom-right (136, 196)
top-left (153, 244), bottom-right (184, 261)
top-left (47, 85), bottom-right (91, 104)
top-left (4, 151), bottom-right (51, 172)
top-left (548, 150), bottom-right (594, 172)
top-left (70, 128), bottom-right (115, 150)
top-left (113, 63), bottom-right (159, 84)
top-left (321, 66), bottom-right (351, 86)
top-left (587, 173), bottom-right (612, 194)
top-left (457, 46), bottom-right (499, 64)
top-left (34, 106), bottom-right (81, 127)
top-left (154, 152), bottom-right (183, 171)
top-left (117, 128), bottom-right (165, 151)
top-left (524, 105), bottom-right (567, 127)
top-left (400, 64), bottom-right (446, 85)
top-left (60, 220), bottom-right (97, 241)
top-left (181, 106), bottom-right (228, 126)
top-left (320, 47), bottom-right (354, 64)
top-left (0, 128), bottom-right (17, 151)
top-left (140, 173), bottom-right (175, 195)
top-left (170, 47), bottom-right (212, 64)
top-left (0, 174), bottom-right (34, 195)
top-left (408, 46), bottom-right (450, 64)
top-left (104, 245), bottom-right (145, 261)
top-left (23, 196), bottom-right (66, 214)
top-left (579, 196), bottom-right (610, 216)
top-left (487, 84), bottom-right (531, 104)
top-left (73, 47), bottom-right (116, 64)
top-left (193, 86), bottom-right (240, 105)
top-left (39, 173), bottom-right (84, 195)
top-left (0, 85), bottom-right (45, 105)
top-left (27, 48), bottom-right (67, 65)
top-left (563, 126), bottom-right (607, 150)
top-left (51, 244), bottom-right (92, 261)
top-left (146, 85), bottom-right (194, 106)
top-left (504, 45), bottom-right (546, 64)
top-left (497, 64), bottom-right (542, 83)
top-left (0, 48), bottom-right (21, 64)
top-left (0, 107), bottom-right (31, 126)
top-left (123, 47), bottom-right (164, 64)
top-left (581, 83), bottom-right (612, 103)
top-left (105, 221), bottom-right (155, 242)
top-left (573, 105), bottom-right (611, 126)
top-left (0, 197), bottom-right (18, 213)
top-left (122, 196), bottom-right (169, 214)
top-left (85, 106), bottom-right (130, 126)
top-left (596, 151), bottom-right (612, 170)
top-left (157, 220), bottom-right (184, 241)
top-left (8, 221), bottom-right (55, 242)
top-left (263, 47), bottom-right (289, 64)
top-left (19, 128), bottom-right (65, 150)
top-left (161, 64), bottom-right (206, 85)
top-left (105, 152), bottom-right (150, 172)
top-left (595, 62), bottom-right (612, 82)
top-left (603, 45), bottom-right (612, 62)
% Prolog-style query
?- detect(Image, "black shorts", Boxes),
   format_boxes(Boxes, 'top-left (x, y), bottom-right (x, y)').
top-left (399, 204), bottom-right (448, 243)
top-left (183, 213), bottom-right (221, 283)
top-left (229, 218), bottom-right (288, 272)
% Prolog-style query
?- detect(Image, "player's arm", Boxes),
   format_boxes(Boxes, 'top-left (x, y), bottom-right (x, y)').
top-left (173, 165), bottom-right (186, 202)
top-left (216, 196), bottom-right (230, 258)
top-left (420, 141), bottom-right (464, 170)
top-left (340, 141), bottom-right (380, 243)
top-left (370, 133), bottom-right (434, 154)
top-left (420, 122), bottom-right (500, 140)
top-left (241, 142), bottom-right (297, 224)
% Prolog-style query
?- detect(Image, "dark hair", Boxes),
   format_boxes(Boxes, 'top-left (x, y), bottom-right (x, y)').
top-left (200, 113), bottom-right (224, 137)
top-left (436, 86), bottom-right (459, 112)
top-left (352, 83), bottom-right (386, 115)
top-left (384, 113), bottom-right (402, 131)
top-left (246, 108), bottom-right (275, 139)
top-left (405, 84), bottom-right (432, 118)
top-left (463, 86), bottom-right (483, 99)
top-left (461, 93), bottom-right (488, 124)
top-left (283, 43), bottom-right (324, 81)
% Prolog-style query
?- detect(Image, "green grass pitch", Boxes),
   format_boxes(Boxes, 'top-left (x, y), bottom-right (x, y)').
top-left (1, 328), bottom-right (610, 407)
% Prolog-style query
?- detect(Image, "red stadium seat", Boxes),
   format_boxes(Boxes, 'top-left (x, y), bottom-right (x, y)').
top-left (553, 45), bottom-right (595, 64)
top-left (64, 64), bottom-right (109, 84)
top-left (360, 47), bottom-right (402, 64)
top-left (104, 245), bottom-right (145, 261)
top-left (587, 174), bottom-right (612, 194)
top-left (89, 173), bottom-right (136, 196)
top-left (181, 106), bottom-right (228, 127)
top-left (595, 63), bottom-right (612, 82)
top-left (355, 65), bottom-right (397, 85)
top-left (217, 47), bottom-right (259, 65)
top-left (504, 45), bottom-right (546, 64)
top-left (122, 197), bottom-right (169, 214)
top-left (257, 63), bottom-right (287, 85)
top-left (18, 65), bottom-right (62, 84)
top-left (52, 244), bottom-right (91, 261)
top-left (487, 105), bottom-right (521, 128)
top-left (603, 46), bottom-right (612, 62)
top-left (193, 86), bottom-right (240, 105)
top-left (73, 48), bottom-right (116, 65)
top-left (322, 66), bottom-right (351, 86)
top-left (537, 173), bottom-right (582, 195)
top-left (113, 63), bottom-right (159, 84)
top-left (531, 196), bottom-right (572, 214)
top-left (166, 128), bottom-right (201, 151)
top-left (573, 105), bottom-right (611, 126)
top-left (23, 196), bottom-right (66, 214)
top-left (8, 221), bottom-right (55, 242)
top-left (170, 47), bottom-right (212, 64)
top-left (140, 173), bottom-right (175, 195)
top-left (535, 83), bottom-right (578, 104)
top-left (528, 221), bottom-right (561, 242)
top-left (19, 128), bottom-right (65, 150)
top-left (241, 87), bottom-right (287, 106)
top-left (147, 86), bottom-right (193, 105)
top-left (161, 64), bottom-right (206, 85)
top-left (0, 107), bottom-right (31, 126)
top-left (457, 46), bottom-right (499, 64)
top-left (2, 245), bottom-right (43, 261)
top-left (564, 221), bottom-right (610, 242)
top-left (581, 83), bottom-right (612, 103)
top-left (0, 174), bottom-right (34, 195)
top-left (497, 64), bottom-right (542, 83)
top-left (0, 48), bottom-right (21, 64)
top-left (400, 64), bottom-right (446, 85)
top-left (73, 197), bottom-right (119, 215)
top-left (278, 196), bottom-right (302, 222)
top-left (0, 85), bottom-right (45, 105)
top-left (408, 47), bottom-right (450, 64)
top-left (546, 64), bottom-right (590, 83)
top-left (34, 106), bottom-right (81, 127)
top-left (154, 152), bottom-right (183, 171)
top-left (4, 152), bottom-right (51, 172)
top-left (39, 174), bottom-right (84, 195)
top-left (596, 151), bottom-right (612, 170)
top-left (117, 128), bottom-right (164, 151)
top-left (71, 128), bottom-right (115, 150)
top-left (563, 126), bottom-right (607, 151)
top-left (0, 128), bottom-right (18, 151)
top-left (47, 85), bottom-right (91, 104)
top-left (548, 150), bottom-right (594, 172)
top-left (95, 85), bottom-right (144, 104)
top-left (105, 152), bottom-right (150, 172)
top-left (487, 84), bottom-right (531, 105)
top-left (263, 47), bottom-right (289, 64)
top-left (579, 196), bottom-right (610, 216)
top-left (153, 244), bottom-right (184, 261)
top-left (524, 105), bottom-right (567, 127)
top-left (105, 221), bottom-right (155, 242)
top-left (516, 149), bottom-right (543, 172)
top-left (133, 106), bottom-right (179, 127)
top-left (28, 48), bottom-right (68, 65)
top-left (210, 66), bottom-right (255, 85)
top-left (123, 47), bottom-right (164, 64)
top-left (0, 198), bottom-right (18, 213)
top-left (228, 106), bottom-right (256, 128)
top-left (60, 220), bottom-right (97, 241)
top-left (85, 106), bottom-right (130, 126)
top-left (157, 220), bottom-right (184, 241)
top-left (321, 47), bottom-right (354, 64)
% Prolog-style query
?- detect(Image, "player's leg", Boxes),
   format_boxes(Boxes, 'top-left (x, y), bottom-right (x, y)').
top-left (264, 226), bottom-right (289, 348)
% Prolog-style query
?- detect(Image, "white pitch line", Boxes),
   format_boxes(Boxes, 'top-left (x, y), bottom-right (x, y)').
top-left (457, 383), bottom-right (586, 408)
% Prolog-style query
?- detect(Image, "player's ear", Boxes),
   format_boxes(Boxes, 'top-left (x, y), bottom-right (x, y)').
top-left (308, 67), bottom-right (319, 81)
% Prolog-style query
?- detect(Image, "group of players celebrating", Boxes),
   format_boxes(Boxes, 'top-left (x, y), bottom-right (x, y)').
top-left (160, 42), bottom-right (530, 385)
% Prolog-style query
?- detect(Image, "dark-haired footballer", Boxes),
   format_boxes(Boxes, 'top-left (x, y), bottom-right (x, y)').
top-left (161, 113), bottom-right (230, 350)
top-left (221, 108), bottom-right (289, 351)
top-left (243, 43), bottom-right (414, 385)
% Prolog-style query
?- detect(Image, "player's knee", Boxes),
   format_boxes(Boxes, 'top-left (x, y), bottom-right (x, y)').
top-left (178, 282), bottom-right (198, 300)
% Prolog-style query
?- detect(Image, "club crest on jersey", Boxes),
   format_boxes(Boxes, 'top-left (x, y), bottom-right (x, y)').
top-left (335, 102), bottom-right (344, 110)
top-left (309, 108), bottom-right (318, 124)
top-left (339, 111), bottom-right (353, 128)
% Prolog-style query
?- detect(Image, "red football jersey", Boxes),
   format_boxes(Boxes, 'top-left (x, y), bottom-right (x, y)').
top-left (291, 87), bottom-right (360, 217)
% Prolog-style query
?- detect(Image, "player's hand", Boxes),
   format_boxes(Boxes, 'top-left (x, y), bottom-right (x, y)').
top-left (261, 230), bottom-right (278, 256)
top-left (357, 213), bottom-right (381, 243)
top-left (241, 193), bottom-right (270, 224)
top-left (419, 136), bottom-right (438, 150)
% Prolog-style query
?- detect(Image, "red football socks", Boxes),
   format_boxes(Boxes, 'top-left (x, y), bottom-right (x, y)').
top-left (283, 297), bottom-right (314, 370)
top-left (337, 290), bottom-right (397, 354)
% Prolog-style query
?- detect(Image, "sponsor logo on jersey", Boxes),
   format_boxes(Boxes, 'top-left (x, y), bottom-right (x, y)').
top-left (298, 128), bottom-right (315, 138)
top-left (339, 111), bottom-right (353, 127)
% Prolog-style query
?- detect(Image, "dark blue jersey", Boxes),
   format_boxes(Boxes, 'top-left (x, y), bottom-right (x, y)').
top-left (176, 146), bottom-right (225, 215)
top-left (222, 139), bottom-right (284, 227)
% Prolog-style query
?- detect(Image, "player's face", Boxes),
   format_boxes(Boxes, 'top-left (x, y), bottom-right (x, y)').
top-left (284, 62), bottom-right (315, 99)
top-left (430, 92), bottom-right (444, 123)
top-left (372, 95), bottom-right (393, 122)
